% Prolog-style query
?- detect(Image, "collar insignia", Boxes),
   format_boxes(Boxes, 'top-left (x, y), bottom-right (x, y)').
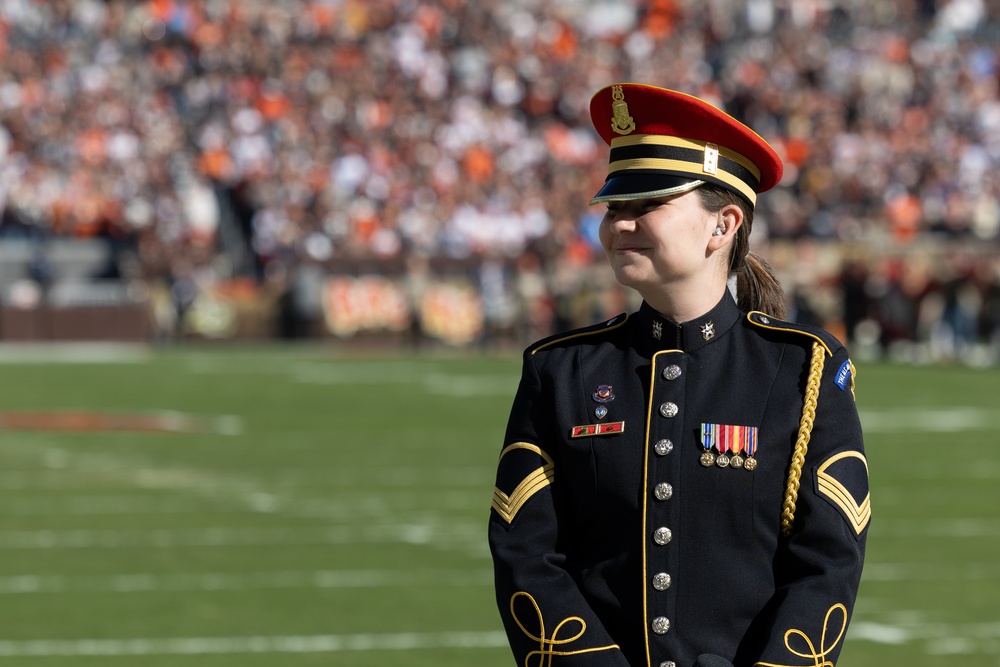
top-left (701, 321), bottom-right (715, 340)
top-left (652, 321), bottom-right (663, 340)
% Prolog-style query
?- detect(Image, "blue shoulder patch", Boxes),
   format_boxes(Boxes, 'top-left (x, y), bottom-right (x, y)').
top-left (834, 360), bottom-right (852, 391)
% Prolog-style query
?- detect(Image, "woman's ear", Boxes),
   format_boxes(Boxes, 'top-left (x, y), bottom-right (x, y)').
top-left (707, 204), bottom-right (743, 251)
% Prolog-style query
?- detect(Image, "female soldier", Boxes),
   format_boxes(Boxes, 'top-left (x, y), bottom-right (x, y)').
top-left (489, 84), bottom-right (869, 667)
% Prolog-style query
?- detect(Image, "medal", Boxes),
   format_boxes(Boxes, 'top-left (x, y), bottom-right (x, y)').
top-left (702, 423), bottom-right (759, 470)
top-left (715, 423), bottom-right (731, 467)
top-left (700, 423), bottom-right (717, 467)
top-left (729, 425), bottom-right (745, 468)
top-left (743, 425), bottom-right (759, 471)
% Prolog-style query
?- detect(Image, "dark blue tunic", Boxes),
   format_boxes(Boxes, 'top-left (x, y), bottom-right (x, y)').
top-left (490, 294), bottom-right (869, 667)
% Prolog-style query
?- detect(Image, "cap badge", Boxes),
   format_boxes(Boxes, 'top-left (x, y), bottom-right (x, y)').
top-left (611, 85), bottom-right (635, 136)
top-left (701, 321), bottom-right (715, 340)
top-left (652, 321), bottom-right (663, 340)
top-left (593, 384), bottom-right (615, 403)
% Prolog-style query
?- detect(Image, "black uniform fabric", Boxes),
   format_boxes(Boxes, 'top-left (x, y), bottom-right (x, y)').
top-left (489, 294), bottom-right (869, 667)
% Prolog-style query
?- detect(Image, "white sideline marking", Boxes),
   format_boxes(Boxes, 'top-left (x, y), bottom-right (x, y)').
top-left (877, 518), bottom-right (1000, 538)
top-left (849, 619), bottom-right (1000, 655)
top-left (293, 364), bottom-right (517, 396)
top-left (859, 408), bottom-right (993, 433)
top-left (863, 562), bottom-right (1000, 581)
top-left (0, 631), bottom-right (509, 657)
top-left (0, 523), bottom-right (484, 550)
top-left (0, 344), bottom-right (150, 365)
top-left (0, 569), bottom-right (491, 594)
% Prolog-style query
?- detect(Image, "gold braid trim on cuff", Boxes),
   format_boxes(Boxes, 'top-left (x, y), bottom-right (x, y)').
top-left (509, 591), bottom-right (620, 667)
top-left (754, 603), bottom-right (848, 667)
top-left (780, 341), bottom-right (826, 537)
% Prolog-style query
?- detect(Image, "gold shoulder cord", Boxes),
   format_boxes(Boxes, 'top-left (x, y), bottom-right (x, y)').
top-left (780, 341), bottom-right (826, 537)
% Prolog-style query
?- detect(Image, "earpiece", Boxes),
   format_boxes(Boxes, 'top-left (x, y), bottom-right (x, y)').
top-left (713, 227), bottom-right (725, 236)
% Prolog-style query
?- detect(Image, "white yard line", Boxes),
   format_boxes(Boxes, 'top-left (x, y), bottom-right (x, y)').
top-left (0, 343), bottom-right (150, 364)
top-left (0, 631), bottom-right (510, 657)
top-left (0, 569), bottom-right (491, 595)
top-left (0, 523), bottom-right (484, 550)
top-left (859, 408), bottom-right (994, 433)
top-left (863, 562), bottom-right (1000, 581)
top-left (849, 619), bottom-right (1000, 655)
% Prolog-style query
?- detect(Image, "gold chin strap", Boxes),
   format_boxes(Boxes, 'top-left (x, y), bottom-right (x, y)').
top-left (780, 341), bottom-right (826, 537)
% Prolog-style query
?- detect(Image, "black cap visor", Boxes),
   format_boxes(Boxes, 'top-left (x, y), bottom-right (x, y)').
top-left (589, 172), bottom-right (705, 206)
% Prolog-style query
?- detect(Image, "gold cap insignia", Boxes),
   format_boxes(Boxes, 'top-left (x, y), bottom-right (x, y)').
top-left (611, 85), bottom-right (635, 135)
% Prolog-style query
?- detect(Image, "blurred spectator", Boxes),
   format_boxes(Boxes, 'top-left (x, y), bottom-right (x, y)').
top-left (0, 0), bottom-right (997, 359)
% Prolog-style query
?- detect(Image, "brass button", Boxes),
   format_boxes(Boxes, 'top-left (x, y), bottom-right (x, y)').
top-left (653, 527), bottom-right (672, 545)
top-left (662, 365), bottom-right (682, 381)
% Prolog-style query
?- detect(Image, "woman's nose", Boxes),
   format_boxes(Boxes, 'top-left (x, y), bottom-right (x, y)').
top-left (608, 214), bottom-right (637, 232)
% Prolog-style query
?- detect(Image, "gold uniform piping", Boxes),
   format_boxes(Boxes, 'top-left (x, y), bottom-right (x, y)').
top-left (642, 349), bottom-right (682, 667)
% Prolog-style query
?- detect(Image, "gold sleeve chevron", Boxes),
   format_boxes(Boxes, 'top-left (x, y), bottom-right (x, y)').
top-left (817, 451), bottom-right (871, 535)
top-left (492, 443), bottom-right (555, 524)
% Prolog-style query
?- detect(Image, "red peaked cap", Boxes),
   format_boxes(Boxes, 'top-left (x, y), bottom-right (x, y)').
top-left (589, 83), bottom-right (783, 207)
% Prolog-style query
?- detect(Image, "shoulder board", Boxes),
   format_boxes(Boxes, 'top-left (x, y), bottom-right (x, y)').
top-left (746, 311), bottom-right (840, 357)
top-left (530, 313), bottom-right (629, 355)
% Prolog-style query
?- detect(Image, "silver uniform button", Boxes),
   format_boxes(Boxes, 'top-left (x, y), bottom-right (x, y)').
top-left (654, 439), bottom-right (673, 456)
top-left (662, 364), bottom-right (682, 381)
top-left (654, 483), bottom-right (673, 501)
top-left (659, 402), bottom-right (679, 418)
top-left (652, 572), bottom-right (672, 590)
top-left (653, 527), bottom-right (672, 545)
top-left (651, 616), bottom-right (670, 634)
top-left (659, 662), bottom-right (676, 667)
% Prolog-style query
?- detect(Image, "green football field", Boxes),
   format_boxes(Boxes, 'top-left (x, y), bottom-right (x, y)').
top-left (0, 344), bottom-right (997, 666)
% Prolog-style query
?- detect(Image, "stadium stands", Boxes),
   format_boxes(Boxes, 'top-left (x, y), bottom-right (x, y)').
top-left (0, 0), bottom-right (998, 360)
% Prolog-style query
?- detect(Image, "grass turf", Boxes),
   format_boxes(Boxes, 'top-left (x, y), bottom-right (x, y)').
top-left (0, 345), bottom-right (996, 666)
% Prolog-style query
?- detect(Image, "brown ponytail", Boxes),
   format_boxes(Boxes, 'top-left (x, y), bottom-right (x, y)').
top-left (696, 185), bottom-right (787, 319)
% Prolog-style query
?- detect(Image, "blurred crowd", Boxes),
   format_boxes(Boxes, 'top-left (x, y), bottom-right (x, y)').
top-left (1, 0), bottom-right (999, 360)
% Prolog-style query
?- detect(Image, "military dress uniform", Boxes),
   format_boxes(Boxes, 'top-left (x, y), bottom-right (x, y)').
top-left (488, 84), bottom-right (870, 667)
top-left (489, 295), bottom-right (869, 667)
